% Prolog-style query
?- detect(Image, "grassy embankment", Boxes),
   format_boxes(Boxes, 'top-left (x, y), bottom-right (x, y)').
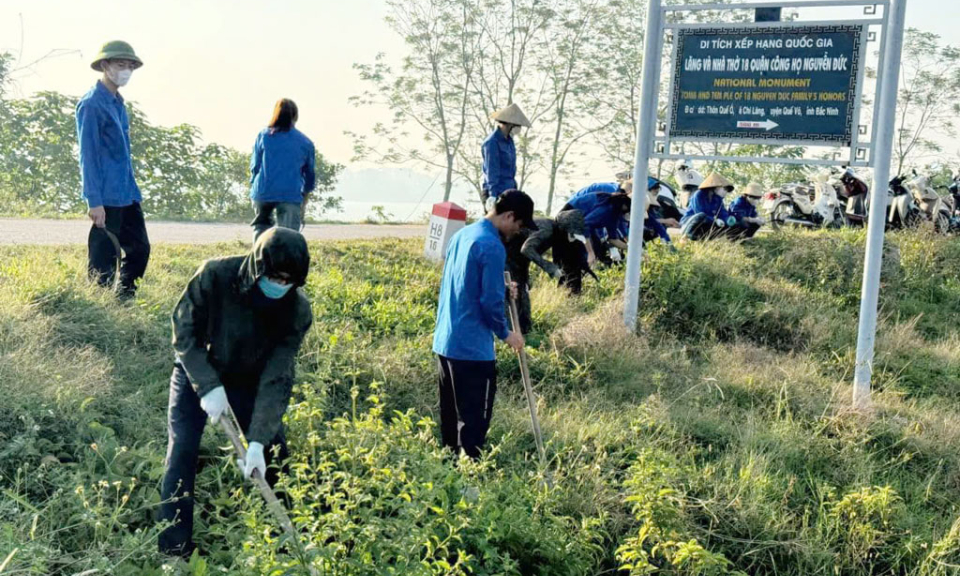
top-left (1, 230), bottom-right (960, 575)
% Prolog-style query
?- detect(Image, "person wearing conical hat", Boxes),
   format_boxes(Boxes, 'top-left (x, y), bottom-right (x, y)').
top-left (76, 40), bottom-right (150, 299)
top-left (679, 172), bottom-right (737, 241)
top-left (727, 182), bottom-right (766, 239)
top-left (481, 103), bottom-right (531, 210)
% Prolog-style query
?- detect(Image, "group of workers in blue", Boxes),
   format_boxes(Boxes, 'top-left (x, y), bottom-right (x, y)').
top-left (74, 40), bottom-right (769, 560)
top-left (438, 102), bottom-right (770, 464)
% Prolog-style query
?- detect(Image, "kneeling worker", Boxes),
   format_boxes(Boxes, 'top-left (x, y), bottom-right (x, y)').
top-left (433, 190), bottom-right (535, 458)
top-left (679, 172), bottom-right (737, 241)
top-left (158, 227), bottom-right (313, 558)
top-left (507, 208), bottom-right (589, 332)
top-left (727, 182), bottom-right (766, 239)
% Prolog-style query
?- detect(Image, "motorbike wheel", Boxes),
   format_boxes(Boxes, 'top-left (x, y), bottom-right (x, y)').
top-left (769, 201), bottom-right (797, 231)
top-left (828, 207), bottom-right (847, 229)
top-left (935, 212), bottom-right (951, 234)
top-left (905, 209), bottom-right (923, 229)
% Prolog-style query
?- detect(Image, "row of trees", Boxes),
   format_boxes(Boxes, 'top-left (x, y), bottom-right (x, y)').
top-left (349, 0), bottom-right (960, 211)
top-left (0, 52), bottom-right (343, 220)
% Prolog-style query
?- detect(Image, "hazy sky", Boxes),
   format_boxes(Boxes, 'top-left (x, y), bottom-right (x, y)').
top-left (1, 0), bottom-right (405, 168)
top-left (1, 0), bottom-right (956, 204)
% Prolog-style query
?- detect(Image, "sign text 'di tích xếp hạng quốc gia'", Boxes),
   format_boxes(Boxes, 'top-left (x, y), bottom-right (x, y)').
top-left (669, 24), bottom-right (865, 144)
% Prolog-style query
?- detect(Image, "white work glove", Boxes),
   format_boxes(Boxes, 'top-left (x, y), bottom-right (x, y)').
top-left (609, 247), bottom-right (622, 263)
top-left (200, 386), bottom-right (228, 424)
top-left (715, 218), bottom-right (726, 228)
top-left (549, 267), bottom-right (562, 280)
top-left (239, 442), bottom-right (266, 480)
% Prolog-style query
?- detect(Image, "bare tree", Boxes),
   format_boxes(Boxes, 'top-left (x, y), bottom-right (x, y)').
top-left (348, 0), bottom-right (482, 202)
top-left (892, 28), bottom-right (960, 174)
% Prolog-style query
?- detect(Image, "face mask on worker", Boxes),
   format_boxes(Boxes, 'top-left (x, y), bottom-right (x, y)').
top-left (747, 196), bottom-right (760, 206)
top-left (257, 276), bottom-right (292, 299)
top-left (714, 187), bottom-right (729, 199)
top-left (105, 64), bottom-right (133, 87)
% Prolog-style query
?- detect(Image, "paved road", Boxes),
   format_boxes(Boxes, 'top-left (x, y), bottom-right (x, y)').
top-left (0, 218), bottom-right (426, 245)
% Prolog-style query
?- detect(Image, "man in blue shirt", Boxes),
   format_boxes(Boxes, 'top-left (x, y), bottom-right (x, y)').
top-left (76, 41), bottom-right (150, 298)
top-left (481, 104), bottom-right (531, 210)
top-left (680, 172), bottom-right (736, 241)
top-left (433, 190), bottom-right (536, 458)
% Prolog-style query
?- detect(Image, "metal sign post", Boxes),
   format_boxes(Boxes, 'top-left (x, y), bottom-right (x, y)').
top-left (852, 0), bottom-right (907, 409)
top-left (623, 0), bottom-right (663, 329)
top-left (623, 0), bottom-right (908, 409)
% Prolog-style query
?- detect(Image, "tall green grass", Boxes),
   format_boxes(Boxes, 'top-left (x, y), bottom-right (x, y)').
top-left (1, 230), bottom-right (959, 574)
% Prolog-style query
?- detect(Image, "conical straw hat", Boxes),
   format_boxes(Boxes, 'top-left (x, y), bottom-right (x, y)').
top-left (744, 182), bottom-right (765, 197)
top-left (491, 103), bottom-right (531, 127)
top-left (698, 172), bottom-right (734, 191)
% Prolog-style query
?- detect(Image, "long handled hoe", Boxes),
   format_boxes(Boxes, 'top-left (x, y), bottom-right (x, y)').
top-left (503, 272), bottom-right (547, 467)
top-left (219, 406), bottom-right (319, 576)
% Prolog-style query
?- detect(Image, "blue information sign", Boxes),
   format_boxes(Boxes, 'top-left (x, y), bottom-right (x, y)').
top-left (668, 24), bottom-right (865, 144)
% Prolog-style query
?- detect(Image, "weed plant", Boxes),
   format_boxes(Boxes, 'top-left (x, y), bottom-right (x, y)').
top-left (1, 230), bottom-right (959, 574)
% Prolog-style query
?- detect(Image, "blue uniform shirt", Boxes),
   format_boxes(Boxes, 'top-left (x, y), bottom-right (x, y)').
top-left (75, 81), bottom-right (141, 208)
top-left (250, 128), bottom-right (317, 204)
top-left (681, 189), bottom-right (730, 226)
top-left (433, 219), bottom-right (511, 362)
top-left (568, 182), bottom-right (619, 204)
top-left (645, 216), bottom-right (671, 243)
top-left (728, 196), bottom-right (758, 222)
top-left (481, 128), bottom-right (517, 198)
top-left (567, 186), bottom-right (625, 242)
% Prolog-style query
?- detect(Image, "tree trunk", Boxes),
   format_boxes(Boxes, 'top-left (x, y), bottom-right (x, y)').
top-left (443, 154), bottom-right (454, 202)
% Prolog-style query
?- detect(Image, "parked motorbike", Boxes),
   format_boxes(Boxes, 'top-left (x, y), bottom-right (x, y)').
top-left (948, 176), bottom-right (960, 232)
top-left (649, 176), bottom-right (683, 223)
top-left (839, 168), bottom-right (869, 226)
top-left (673, 160), bottom-right (704, 209)
top-left (906, 172), bottom-right (953, 233)
top-left (769, 171), bottom-right (846, 230)
top-left (884, 175), bottom-right (921, 230)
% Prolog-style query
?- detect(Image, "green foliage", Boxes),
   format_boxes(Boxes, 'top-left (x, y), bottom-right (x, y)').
top-left (2, 231), bottom-right (960, 574)
top-left (0, 83), bottom-right (343, 220)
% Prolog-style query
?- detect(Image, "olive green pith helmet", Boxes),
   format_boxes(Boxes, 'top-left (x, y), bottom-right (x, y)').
top-left (90, 40), bottom-right (143, 72)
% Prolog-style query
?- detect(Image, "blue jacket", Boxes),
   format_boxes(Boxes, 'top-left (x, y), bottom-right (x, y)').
top-left (645, 216), bottom-right (671, 243)
top-left (681, 189), bottom-right (730, 226)
top-left (567, 186), bottom-right (625, 242)
top-left (568, 182), bottom-right (619, 204)
top-left (250, 128), bottom-right (317, 204)
top-left (481, 128), bottom-right (517, 198)
top-left (728, 196), bottom-right (758, 223)
top-left (618, 215), bottom-right (671, 245)
top-left (433, 219), bottom-right (511, 361)
top-left (75, 81), bottom-right (141, 208)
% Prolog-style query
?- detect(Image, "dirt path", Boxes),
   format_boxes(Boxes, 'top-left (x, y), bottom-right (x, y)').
top-left (0, 218), bottom-right (426, 245)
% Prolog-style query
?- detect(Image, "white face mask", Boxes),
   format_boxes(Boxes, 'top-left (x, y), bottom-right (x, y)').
top-left (105, 66), bottom-right (133, 87)
top-left (747, 196), bottom-right (760, 206)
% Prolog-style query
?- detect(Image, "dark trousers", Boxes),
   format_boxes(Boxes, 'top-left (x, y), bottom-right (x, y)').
top-left (681, 214), bottom-right (759, 241)
top-left (158, 364), bottom-right (289, 557)
top-left (251, 201), bottom-right (302, 242)
top-left (87, 203), bottom-right (150, 295)
top-left (437, 356), bottom-right (497, 459)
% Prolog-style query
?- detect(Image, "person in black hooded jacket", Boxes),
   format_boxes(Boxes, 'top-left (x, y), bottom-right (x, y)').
top-left (505, 209), bottom-right (589, 332)
top-left (158, 227), bottom-right (313, 558)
